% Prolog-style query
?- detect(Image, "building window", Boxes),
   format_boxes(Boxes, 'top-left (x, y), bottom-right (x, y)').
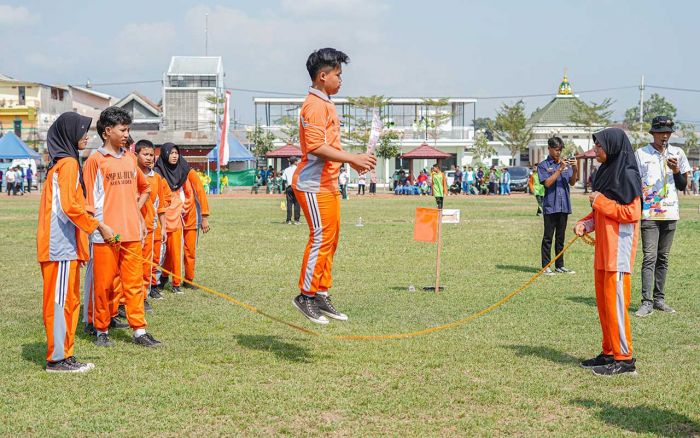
top-left (18, 86), bottom-right (26, 105)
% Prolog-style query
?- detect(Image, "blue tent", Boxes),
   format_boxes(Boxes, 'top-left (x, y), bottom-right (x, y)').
top-left (207, 135), bottom-right (255, 163)
top-left (0, 132), bottom-right (41, 160)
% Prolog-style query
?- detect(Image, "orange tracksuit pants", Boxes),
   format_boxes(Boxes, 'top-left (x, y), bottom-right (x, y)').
top-left (92, 242), bottom-right (146, 332)
top-left (294, 190), bottom-right (340, 295)
top-left (595, 270), bottom-right (633, 361)
top-left (162, 227), bottom-right (183, 286)
top-left (141, 230), bottom-right (155, 298)
top-left (151, 226), bottom-right (164, 286)
top-left (183, 228), bottom-right (198, 282)
top-left (42, 260), bottom-right (81, 362)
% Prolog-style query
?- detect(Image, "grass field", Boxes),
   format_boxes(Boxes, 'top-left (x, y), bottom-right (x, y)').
top-left (1, 193), bottom-right (698, 436)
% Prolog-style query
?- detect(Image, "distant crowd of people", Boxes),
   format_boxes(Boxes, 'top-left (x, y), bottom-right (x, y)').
top-left (392, 165), bottom-right (512, 196)
top-left (1, 165), bottom-right (34, 195)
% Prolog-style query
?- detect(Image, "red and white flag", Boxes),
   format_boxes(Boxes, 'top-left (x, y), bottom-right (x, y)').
top-left (218, 90), bottom-right (231, 165)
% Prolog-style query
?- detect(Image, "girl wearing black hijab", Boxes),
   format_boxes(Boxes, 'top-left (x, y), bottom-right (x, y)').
top-left (574, 128), bottom-right (642, 376)
top-left (154, 143), bottom-right (210, 293)
top-left (37, 112), bottom-right (114, 373)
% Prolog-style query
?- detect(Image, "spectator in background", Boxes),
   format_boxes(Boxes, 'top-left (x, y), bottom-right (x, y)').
top-left (369, 169), bottom-right (377, 195)
top-left (259, 166), bottom-right (268, 186)
top-left (431, 164), bottom-right (447, 209)
top-left (538, 136), bottom-right (578, 275)
top-left (357, 172), bottom-right (366, 195)
top-left (282, 157), bottom-right (300, 224)
top-left (454, 165), bottom-right (463, 192)
top-left (529, 165), bottom-right (544, 216)
top-left (691, 166), bottom-right (699, 196)
top-left (500, 168), bottom-right (511, 195)
top-left (6, 167), bottom-right (17, 196)
top-left (463, 166), bottom-right (474, 195)
top-left (488, 167), bottom-right (498, 195)
top-left (339, 167), bottom-right (349, 199)
top-left (0, 168), bottom-right (3, 193)
top-left (25, 166), bottom-right (33, 193)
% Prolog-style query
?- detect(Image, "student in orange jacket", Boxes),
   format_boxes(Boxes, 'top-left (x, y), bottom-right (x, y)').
top-left (574, 128), bottom-right (642, 376)
top-left (83, 107), bottom-right (161, 348)
top-left (37, 112), bottom-right (114, 372)
top-left (154, 143), bottom-right (210, 293)
top-left (134, 140), bottom-right (171, 304)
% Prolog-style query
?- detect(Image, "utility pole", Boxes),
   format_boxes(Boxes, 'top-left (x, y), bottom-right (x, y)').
top-left (638, 74), bottom-right (645, 132)
top-left (205, 13), bottom-right (209, 56)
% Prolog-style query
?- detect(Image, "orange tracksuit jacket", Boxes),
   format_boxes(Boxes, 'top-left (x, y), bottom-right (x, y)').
top-left (577, 194), bottom-right (641, 361)
top-left (182, 170), bottom-right (209, 282)
top-left (140, 170), bottom-right (171, 296)
top-left (37, 158), bottom-right (99, 362)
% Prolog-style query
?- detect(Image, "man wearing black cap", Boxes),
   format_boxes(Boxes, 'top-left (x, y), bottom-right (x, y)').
top-left (634, 116), bottom-right (691, 317)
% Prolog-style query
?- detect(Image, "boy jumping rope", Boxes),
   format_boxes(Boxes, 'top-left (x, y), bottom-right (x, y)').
top-left (291, 48), bottom-right (376, 324)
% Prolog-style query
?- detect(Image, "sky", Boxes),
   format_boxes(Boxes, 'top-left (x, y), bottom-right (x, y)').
top-left (2, 0), bottom-right (699, 127)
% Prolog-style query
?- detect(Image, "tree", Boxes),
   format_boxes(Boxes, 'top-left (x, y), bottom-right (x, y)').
top-left (680, 123), bottom-right (698, 156)
top-left (205, 95), bottom-right (226, 130)
top-left (623, 93), bottom-right (677, 128)
top-left (278, 116), bottom-right (299, 144)
top-left (471, 129), bottom-right (496, 164)
top-left (569, 98), bottom-right (614, 149)
top-left (474, 117), bottom-right (494, 140)
top-left (421, 98), bottom-right (452, 145)
top-left (344, 95), bottom-right (389, 152)
top-left (627, 122), bottom-right (652, 150)
top-left (490, 100), bottom-right (533, 165)
top-left (247, 125), bottom-right (276, 158)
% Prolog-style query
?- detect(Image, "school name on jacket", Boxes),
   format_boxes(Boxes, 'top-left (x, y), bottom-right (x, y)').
top-left (105, 171), bottom-right (137, 185)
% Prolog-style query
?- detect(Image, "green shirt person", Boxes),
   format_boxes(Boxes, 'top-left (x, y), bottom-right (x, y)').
top-left (530, 167), bottom-right (545, 216)
top-left (431, 164), bottom-right (448, 209)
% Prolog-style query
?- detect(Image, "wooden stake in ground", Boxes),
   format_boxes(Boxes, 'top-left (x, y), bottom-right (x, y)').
top-left (435, 208), bottom-right (443, 294)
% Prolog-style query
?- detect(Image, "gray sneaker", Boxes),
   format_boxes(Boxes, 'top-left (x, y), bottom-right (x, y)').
top-left (635, 302), bottom-right (654, 318)
top-left (543, 268), bottom-right (556, 276)
top-left (555, 267), bottom-right (576, 275)
top-left (653, 301), bottom-right (676, 313)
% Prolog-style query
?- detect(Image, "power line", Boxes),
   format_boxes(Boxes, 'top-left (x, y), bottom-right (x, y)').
top-left (647, 85), bottom-right (700, 93)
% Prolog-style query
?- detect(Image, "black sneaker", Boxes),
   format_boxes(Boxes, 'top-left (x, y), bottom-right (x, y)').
top-left (95, 333), bottom-right (114, 347)
top-left (46, 358), bottom-right (91, 373)
top-left (83, 323), bottom-right (96, 337)
top-left (159, 276), bottom-right (169, 289)
top-left (65, 356), bottom-right (95, 372)
top-left (171, 286), bottom-right (183, 294)
top-left (117, 304), bottom-right (126, 319)
top-left (149, 287), bottom-right (164, 300)
top-left (182, 282), bottom-right (197, 290)
top-left (144, 299), bottom-right (153, 314)
top-left (292, 294), bottom-right (329, 325)
top-left (635, 301), bottom-right (654, 318)
top-left (580, 354), bottom-right (614, 369)
top-left (110, 316), bottom-right (129, 329)
top-left (592, 358), bottom-right (637, 376)
top-left (315, 294), bottom-right (348, 321)
top-left (133, 332), bottom-right (162, 348)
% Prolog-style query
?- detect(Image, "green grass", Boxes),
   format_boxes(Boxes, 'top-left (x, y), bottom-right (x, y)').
top-left (1, 193), bottom-right (699, 436)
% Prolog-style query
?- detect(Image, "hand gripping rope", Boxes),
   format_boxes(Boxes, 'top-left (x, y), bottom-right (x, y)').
top-left (116, 235), bottom-right (587, 341)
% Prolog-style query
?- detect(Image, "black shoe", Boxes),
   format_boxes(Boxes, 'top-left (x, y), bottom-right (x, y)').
top-left (133, 332), bottom-right (162, 348)
top-left (159, 276), bottom-right (169, 289)
top-left (95, 333), bottom-right (114, 347)
top-left (653, 301), bottom-right (676, 313)
top-left (83, 323), bottom-right (96, 337)
top-left (581, 354), bottom-right (614, 369)
top-left (292, 294), bottom-right (329, 325)
top-left (182, 282), bottom-right (197, 290)
top-left (171, 286), bottom-right (183, 294)
top-left (144, 299), bottom-right (153, 314)
top-left (46, 358), bottom-right (93, 373)
top-left (149, 287), bottom-right (164, 300)
top-left (117, 304), bottom-right (126, 319)
top-left (592, 358), bottom-right (637, 376)
top-left (315, 294), bottom-right (348, 321)
top-left (110, 316), bottom-right (129, 329)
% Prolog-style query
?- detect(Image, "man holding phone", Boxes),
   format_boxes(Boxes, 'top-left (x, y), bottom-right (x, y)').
top-left (634, 116), bottom-right (690, 317)
top-left (538, 136), bottom-right (578, 275)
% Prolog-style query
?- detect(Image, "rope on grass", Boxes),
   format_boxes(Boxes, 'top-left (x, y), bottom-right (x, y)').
top-left (118, 235), bottom-right (584, 341)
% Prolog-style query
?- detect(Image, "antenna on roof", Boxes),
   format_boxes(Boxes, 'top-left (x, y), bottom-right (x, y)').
top-left (86, 79), bottom-right (92, 89)
top-left (205, 13), bottom-right (209, 56)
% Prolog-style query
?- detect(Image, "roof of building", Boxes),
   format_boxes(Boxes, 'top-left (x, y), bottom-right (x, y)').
top-left (0, 73), bottom-right (15, 81)
top-left (400, 143), bottom-right (451, 159)
top-left (528, 73), bottom-right (585, 126)
top-left (114, 91), bottom-right (161, 116)
top-left (266, 143), bottom-right (302, 158)
top-left (167, 56), bottom-right (223, 76)
top-left (69, 85), bottom-right (115, 101)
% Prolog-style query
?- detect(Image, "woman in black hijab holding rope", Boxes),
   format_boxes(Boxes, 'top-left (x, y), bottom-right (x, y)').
top-left (574, 128), bottom-right (642, 376)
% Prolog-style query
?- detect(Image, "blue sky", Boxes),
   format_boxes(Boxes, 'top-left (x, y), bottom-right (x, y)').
top-left (2, 0), bottom-right (698, 126)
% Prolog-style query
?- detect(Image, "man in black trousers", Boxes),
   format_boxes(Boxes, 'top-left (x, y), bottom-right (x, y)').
top-left (281, 157), bottom-right (301, 224)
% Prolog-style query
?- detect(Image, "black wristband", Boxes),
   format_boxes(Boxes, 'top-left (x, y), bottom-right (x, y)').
top-left (673, 172), bottom-right (687, 191)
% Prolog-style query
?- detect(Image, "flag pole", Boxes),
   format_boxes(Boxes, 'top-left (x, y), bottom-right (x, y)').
top-left (435, 209), bottom-right (442, 294)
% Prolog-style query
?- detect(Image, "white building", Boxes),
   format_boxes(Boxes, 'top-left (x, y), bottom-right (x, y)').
top-left (253, 96), bottom-right (514, 181)
top-left (162, 56), bottom-right (224, 131)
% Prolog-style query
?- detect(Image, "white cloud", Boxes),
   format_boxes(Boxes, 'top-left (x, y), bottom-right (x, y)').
top-left (0, 4), bottom-right (39, 25)
top-left (115, 22), bottom-right (177, 73)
